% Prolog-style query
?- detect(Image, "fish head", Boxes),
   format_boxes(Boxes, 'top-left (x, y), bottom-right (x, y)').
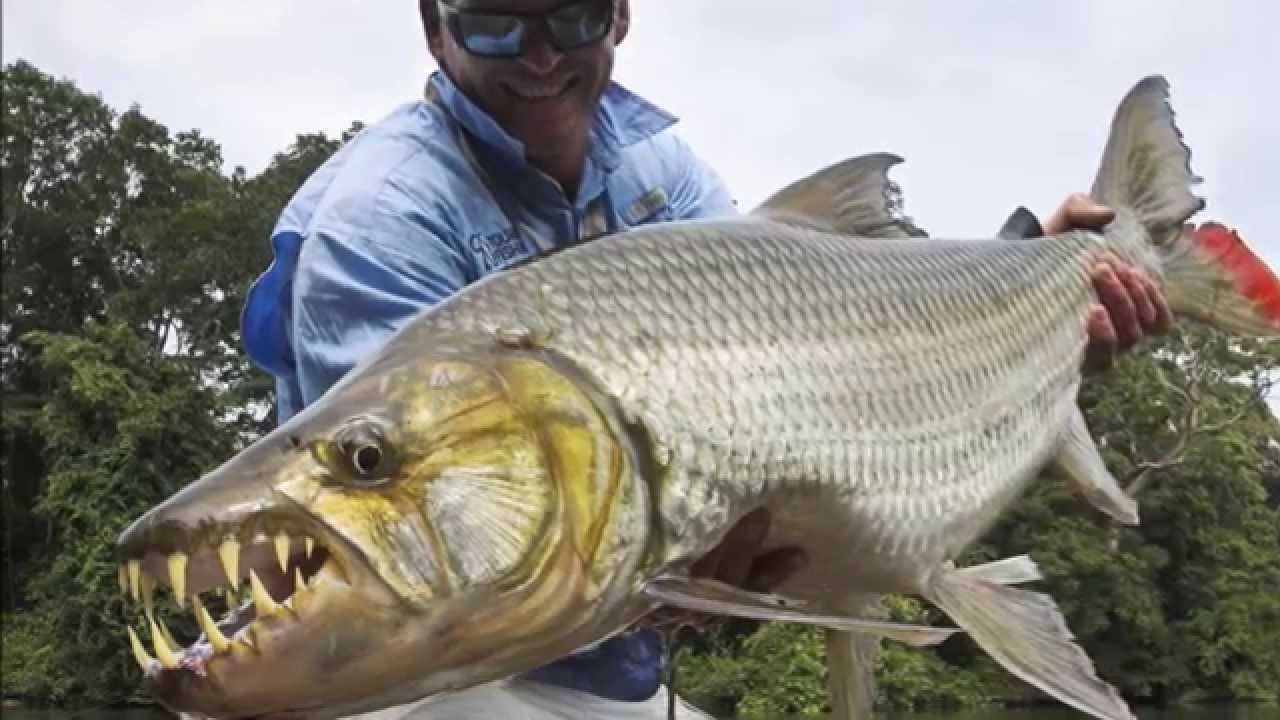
top-left (115, 336), bottom-right (653, 719)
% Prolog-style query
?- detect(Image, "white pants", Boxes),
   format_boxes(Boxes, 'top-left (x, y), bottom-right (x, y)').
top-left (353, 680), bottom-right (715, 720)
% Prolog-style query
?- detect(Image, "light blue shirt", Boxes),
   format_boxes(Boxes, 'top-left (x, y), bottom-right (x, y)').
top-left (240, 70), bottom-right (738, 702)
top-left (243, 70), bottom-right (737, 421)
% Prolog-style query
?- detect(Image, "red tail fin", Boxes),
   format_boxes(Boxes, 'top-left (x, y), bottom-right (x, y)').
top-left (1162, 222), bottom-right (1280, 337)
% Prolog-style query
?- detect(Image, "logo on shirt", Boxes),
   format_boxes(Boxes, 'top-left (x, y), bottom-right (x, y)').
top-left (469, 227), bottom-right (529, 272)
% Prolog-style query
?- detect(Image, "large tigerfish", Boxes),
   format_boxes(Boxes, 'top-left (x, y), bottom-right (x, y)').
top-left (116, 76), bottom-right (1280, 720)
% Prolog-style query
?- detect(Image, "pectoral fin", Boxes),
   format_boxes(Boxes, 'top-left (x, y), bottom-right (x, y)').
top-left (1054, 407), bottom-right (1139, 525)
top-left (641, 574), bottom-right (957, 647)
top-left (825, 595), bottom-right (886, 720)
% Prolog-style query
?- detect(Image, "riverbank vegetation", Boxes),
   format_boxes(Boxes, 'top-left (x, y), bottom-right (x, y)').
top-left (3, 60), bottom-right (1277, 713)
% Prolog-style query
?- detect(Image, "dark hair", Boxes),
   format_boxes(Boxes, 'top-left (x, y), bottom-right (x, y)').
top-left (419, 0), bottom-right (441, 36)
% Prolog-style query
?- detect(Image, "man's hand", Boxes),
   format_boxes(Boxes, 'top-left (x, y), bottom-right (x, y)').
top-left (646, 509), bottom-right (807, 631)
top-left (1045, 193), bottom-right (1173, 370)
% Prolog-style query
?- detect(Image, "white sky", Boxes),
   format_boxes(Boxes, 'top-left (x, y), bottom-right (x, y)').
top-left (6, 1), bottom-right (1275, 250)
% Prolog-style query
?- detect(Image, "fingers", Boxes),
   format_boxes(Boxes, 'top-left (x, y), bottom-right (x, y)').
top-left (1084, 305), bottom-right (1117, 373)
top-left (1044, 193), bottom-right (1115, 236)
top-left (1092, 259), bottom-right (1140, 346)
top-left (1146, 274), bottom-right (1174, 334)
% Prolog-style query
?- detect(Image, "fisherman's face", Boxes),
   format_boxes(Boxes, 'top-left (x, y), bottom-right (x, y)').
top-left (428, 0), bottom-right (629, 157)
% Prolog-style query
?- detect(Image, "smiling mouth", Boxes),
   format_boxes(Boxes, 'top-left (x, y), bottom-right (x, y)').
top-left (503, 77), bottom-right (576, 101)
top-left (117, 530), bottom-right (343, 677)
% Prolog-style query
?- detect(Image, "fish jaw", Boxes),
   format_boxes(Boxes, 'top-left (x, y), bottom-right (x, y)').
top-left (114, 335), bottom-right (653, 718)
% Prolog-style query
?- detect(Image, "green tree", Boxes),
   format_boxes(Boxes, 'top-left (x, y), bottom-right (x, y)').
top-left (1, 60), bottom-right (350, 704)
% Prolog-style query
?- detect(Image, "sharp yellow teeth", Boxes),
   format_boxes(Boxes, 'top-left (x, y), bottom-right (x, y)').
top-left (145, 607), bottom-right (179, 651)
top-left (274, 533), bottom-right (290, 573)
top-left (168, 554), bottom-right (188, 608)
top-left (127, 625), bottom-right (153, 670)
top-left (148, 616), bottom-right (182, 670)
top-left (304, 536), bottom-right (314, 559)
top-left (295, 567), bottom-right (306, 591)
top-left (118, 564), bottom-right (128, 595)
top-left (194, 595), bottom-right (230, 653)
top-left (249, 569), bottom-right (277, 615)
top-left (128, 559), bottom-right (141, 601)
top-left (219, 539), bottom-right (241, 591)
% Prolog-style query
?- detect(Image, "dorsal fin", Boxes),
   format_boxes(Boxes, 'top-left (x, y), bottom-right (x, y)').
top-left (752, 152), bottom-right (928, 238)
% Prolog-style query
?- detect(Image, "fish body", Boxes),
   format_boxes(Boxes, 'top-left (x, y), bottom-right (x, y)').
top-left (116, 76), bottom-right (1280, 720)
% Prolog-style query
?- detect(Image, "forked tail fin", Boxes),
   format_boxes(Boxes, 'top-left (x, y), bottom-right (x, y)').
top-left (1090, 76), bottom-right (1280, 337)
top-left (1090, 75), bottom-right (1204, 249)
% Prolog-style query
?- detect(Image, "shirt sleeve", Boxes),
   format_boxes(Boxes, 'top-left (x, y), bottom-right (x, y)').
top-left (290, 192), bottom-right (470, 413)
top-left (664, 133), bottom-right (740, 220)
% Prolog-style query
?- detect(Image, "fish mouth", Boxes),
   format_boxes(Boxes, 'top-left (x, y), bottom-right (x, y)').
top-left (115, 517), bottom-right (387, 718)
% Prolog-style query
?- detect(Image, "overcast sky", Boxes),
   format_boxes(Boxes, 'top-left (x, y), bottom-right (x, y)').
top-left (5, 1), bottom-right (1276, 254)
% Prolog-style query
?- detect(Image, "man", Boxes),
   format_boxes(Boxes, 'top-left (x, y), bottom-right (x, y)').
top-left (240, 1), bottom-right (1170, 717)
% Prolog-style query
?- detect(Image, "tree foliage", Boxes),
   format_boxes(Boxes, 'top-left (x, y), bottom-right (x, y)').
top-left (2, 59), bottom-right (1277, 711)
top-left (1, 60), bottom-right (348, 704)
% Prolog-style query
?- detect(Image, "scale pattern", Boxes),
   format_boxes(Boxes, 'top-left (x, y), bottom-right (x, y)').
top-left (420, 217), bottom-right (1105, 579)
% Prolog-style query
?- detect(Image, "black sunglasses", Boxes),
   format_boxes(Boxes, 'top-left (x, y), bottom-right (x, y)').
top-left (437, 0), bottom-right (614, 59)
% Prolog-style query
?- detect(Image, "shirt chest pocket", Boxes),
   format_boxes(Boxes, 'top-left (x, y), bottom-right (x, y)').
top-left (618, 188), bottom-right (673, 228)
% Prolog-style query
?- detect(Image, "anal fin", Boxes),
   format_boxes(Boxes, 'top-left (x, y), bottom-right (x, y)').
top-left (1054, 407), bottom-right (1139, 525)
top-left (954, 554), bottom-right (1044, 585)
top-left (641, 575), bottom-right (957, 647)
top-left (925, 570), bottom-right (1136, 720)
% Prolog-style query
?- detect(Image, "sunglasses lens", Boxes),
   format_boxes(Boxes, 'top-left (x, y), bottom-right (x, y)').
top-left (456, 13), bottom-right (527, 57)
top-left (546, 0), bottom-right (612, 50)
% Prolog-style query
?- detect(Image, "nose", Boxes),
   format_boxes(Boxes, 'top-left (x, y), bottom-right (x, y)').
top-left (516, 25), bottom-right (563, 75)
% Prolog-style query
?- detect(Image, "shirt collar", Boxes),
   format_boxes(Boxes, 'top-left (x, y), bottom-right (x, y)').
top-left (425, 70), bottom-right (677, 173)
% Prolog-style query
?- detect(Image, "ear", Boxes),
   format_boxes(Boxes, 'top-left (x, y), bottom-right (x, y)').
top-left (427, 29), bottom-right (447, 61)
top-left (421, 0), bottom-right (447, 59)
top-left (613, 0), bottom-right (630, 45)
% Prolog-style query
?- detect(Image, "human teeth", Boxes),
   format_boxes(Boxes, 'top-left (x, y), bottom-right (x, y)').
top-left (508, 79), bottom-right (568, 99)
top-left (194, 596), bottom-right (230, 653)
top-left (168, 553), bottom-right (188, 607)
top-left (127, 625), bottom-right (153, 670)
top-left (148, 616), bottom-right (182, 670)
top-left (219, 539), bottom-right (240, 591)
top-left (249, 569), bottom-right (277, 615)
top-left (274, 533), bottom-right (290, 573)
top-left (128, 559), bottom-right (141, 601)
top-left (304, 536), bottom-right (314, 559)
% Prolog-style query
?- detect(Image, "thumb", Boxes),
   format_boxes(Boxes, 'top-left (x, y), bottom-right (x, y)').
top-left (1045, 193), bottom-right (1115, 235)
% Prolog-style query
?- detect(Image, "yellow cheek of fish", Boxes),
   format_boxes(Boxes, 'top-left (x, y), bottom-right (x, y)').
top-left (496, 356), bottom-right (630, 597)
top-left (292, 353), bottom-right (634, 611)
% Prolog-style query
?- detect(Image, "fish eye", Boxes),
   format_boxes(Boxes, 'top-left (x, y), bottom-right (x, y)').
top-left (351, 443), bottom-right (384, 475)
top-left (333, 417), bottom-right (397, 486)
